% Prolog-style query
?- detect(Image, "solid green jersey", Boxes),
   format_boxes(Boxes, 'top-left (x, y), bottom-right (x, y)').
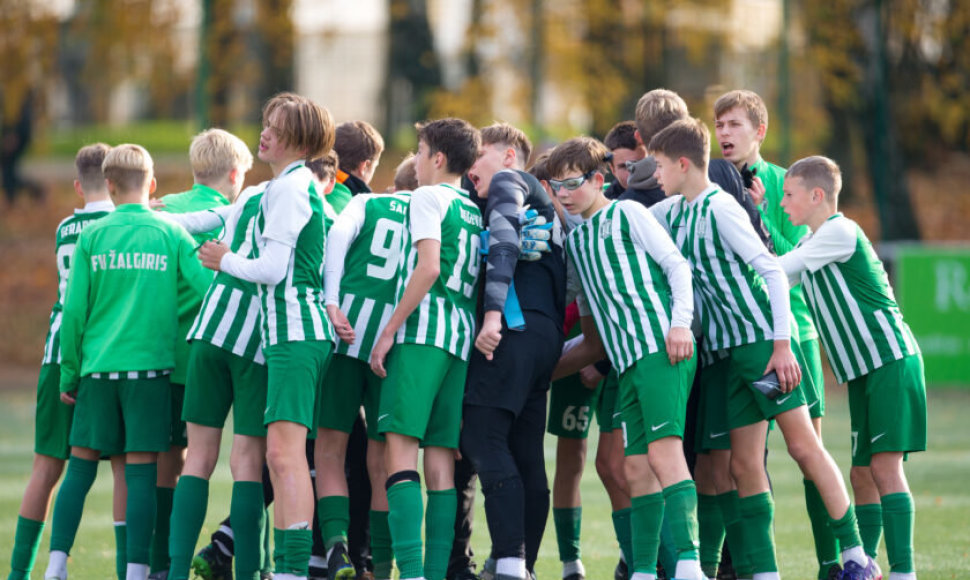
top-left (780, 213), bottom-right (920, 383)
top-left (396, 184), bottom-right (482, 360)
top-left (187, 185), bottom-right (267, 363)
top-left (325, 193), bottom-right (410, 360)
top-left (252, 161), bottom-right (334, 347)
top-left (42, 201), bottom-right (114, 365)
top-left (160, 183), bottom-right (227, 383)
top-left (752, 158), bottom-right (818, 341)
top-left (59, 204), bottom-right (211, 391)
top-left (566, 200), bottom-right (693, 374)
top-left (327, 181), bottom-right (353, 214)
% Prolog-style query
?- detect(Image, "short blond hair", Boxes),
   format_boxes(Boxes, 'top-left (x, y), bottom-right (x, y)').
top-left (648, 118), bottom-right (710, 172)
top-left (480, 122), bottom-right (533, 167)
top-left (713, 89), bottom-right (768, 129)
top-left (103, 144), bottom-right (153, 193)
top-left (393, 153), bottom-right (418, 191)
top-left (75, 143), bottom-right (111, 192)
top-left (190, 128), bottom-right (253, 183)
top-left (262, 92), bottom-right (335, 161)
top-left (635, 89), bottom-right (689, 146)
top-left (787, 155), bottom-right (842, 201)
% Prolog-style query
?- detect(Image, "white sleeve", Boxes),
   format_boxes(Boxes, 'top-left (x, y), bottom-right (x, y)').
top-left (261, 181), bottom-right (313, 248)
top-left (714, 195), bottom-right (773, 264)
top-left (408, 187), bottom-right (446, 243)
top-left (778, 218), bottom-right (856, 283)
top-left (648, 195), bottom-right (680, 233)
top-left (621, 201), bottom-right (693, 329)
top-left (749, 253), bottom-right (792, 341)
top-left (220, 239), bottom-right (292, 285)
top-left (158, 204), bottom-right (233, 234)
top-left (324, 196), bottom-right (368, 306)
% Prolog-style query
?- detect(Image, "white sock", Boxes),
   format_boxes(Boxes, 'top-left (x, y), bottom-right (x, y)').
top-left (842, 545), bottom-right (868, 567)
top-left (631, 573), bottom-right (656, 580)
top-left (496, 557), bottom-right (527, 577)
top-left (44, 550), bottom-right (68, 579)
top-left (125, 562), bottom-right (149, 580)
top-left (674, 558), bottom-right (705, 580)
top-left (309, 554), bottom-right (327, 569)
top-left (562, 559), bottom-right (585, 578)
top-left (752, 573), bottom-right (781, 580)
top-left (275, 574), bottom-right (307, 580)
top-left (889, 573), bottom-right (916, 580)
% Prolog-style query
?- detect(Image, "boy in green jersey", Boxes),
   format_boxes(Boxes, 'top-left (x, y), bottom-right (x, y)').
top-left (712, 91), bottom-right (838, 578)
top-left (548, 137), bottom-right (703, 580)
top-left (779, 156), bottom-right (925, 580)
top-left (7, 144), bottom-right (118, 580)
top-left (648, 119), bottom-right (877, 580)
top-left (150, 127), bottom-right (254, 578)
top-left (198, 92), bottom-right (335, 580)
top-left (368, 118), bottom-right (483, 580)
top-left (45, 144), bottom-right (211, 580)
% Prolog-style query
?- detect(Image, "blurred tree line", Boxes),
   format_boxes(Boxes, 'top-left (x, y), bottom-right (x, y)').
top-left (3, 0), bottom-right (968, 239)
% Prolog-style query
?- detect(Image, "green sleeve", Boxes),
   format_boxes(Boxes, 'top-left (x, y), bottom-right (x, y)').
top-left (176, 228), bottom-right (213, 299)
top-left (59, 237), bottom-right (90, 392)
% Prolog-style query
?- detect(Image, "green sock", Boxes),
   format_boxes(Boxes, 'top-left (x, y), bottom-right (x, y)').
top-left (317, 495), bottom-right (350, 550)
top-left (630, 494), bottom-right (664, 574)
top-left (716, 491), bottom-right (751, 577)
top-left (114, 522), bottom-right (127, 580)
top-left (167, 475), bottom-right (208, 579)
top-left (697, 494), bottom-right (724, 577)
top-left (273, 528), bottom-right (287, 574)
top-left (281, 527), bottom-right (312, 576)
top-left (553, 506), bottom-right (582, 562)
top-left (882, 492), bottom-right (915, 573)
top-left (739, 492), bottom-right (777, 574)
top-left (151, 486), bottom-right (175, 573)
top-left (855, 503), bottom-right (883, 559)
top-left (125, 463), bottom-right (158, 565)
top-left (424, 489), bottom-right (457, 580)
top-left (369, 509), bottom-right (393, 579)
top-left (658, 505), bottom-right (678, 574)
top-left (50, 455), bottom-right (98, 553)
top-left (232, 481), bottom-right (265, 580)
top-left (805, 480), bottom-right (841, 578)
top-left (261, 511), bottom-right (272, 574)
top-left (386, 481), bottom-right (424, 579)
top-left (611, 508), bottom-right (634, 566)
top-left (828, 504), bottom-right (863, 553)
top-left (663, 480), bottom-right (700, 562)
top-left (8, 515), bottom-right (45, 578)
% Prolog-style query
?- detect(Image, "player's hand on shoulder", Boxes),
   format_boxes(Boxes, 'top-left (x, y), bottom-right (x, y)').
top-left (665, 326), bottom-right (694, 365)
top-left (198, 240), bottom-right (228, 271)
top-left (474, 311), bottom-right (503, 361)
top-left (765, 340), bottom-right (801, 392)
top-left (327, 304), bottom-right (355, 344)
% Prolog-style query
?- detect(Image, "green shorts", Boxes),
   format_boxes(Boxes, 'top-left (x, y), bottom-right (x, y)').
top-left (595, 369), bottom-right (622, 432)
top-left (264, 340), bottom-right (333, 430)
top-left (726, 340), bottom-right (807, 430)
top-left (378, 343), bottom-right (466, 449)
top-left (170, 383), bottom-right (188, 448)
top-left (801, 338), bottom-right (825, 419)
top-left (318, 354), bottom-right (384, 441)
top-left (546, 373), bottom-right (598, 439)
top-left (183, 341), bottom-right (269, 437)
top-left (620, 351), bottom-right (697, 456)
top-left (70, 375), bottom-right (172, 454)
top-left (848, 354), bottom-right (927, 466)
top-left (35, 363), bottom-right (74, 460)
top-left (695, 356), bottom-right (731, 453)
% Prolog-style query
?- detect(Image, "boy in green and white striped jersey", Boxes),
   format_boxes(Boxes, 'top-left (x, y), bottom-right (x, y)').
top-left (548, 137), bottom-right (704, 580)
top-left (368, 118), bottom-right (483, 580)
top-left (779, 156), bottom-right (925, 580)
top-left (648, 119), bottom-right (878, 580)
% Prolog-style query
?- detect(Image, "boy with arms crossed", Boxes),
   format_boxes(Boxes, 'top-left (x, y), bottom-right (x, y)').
top-left (549, 137), bottom-right (704, 580)
top-left (198, 92), bottom-right (335, 580)
top-left (7, 144), bottom-right (116, 580)
top-left (779, 156), bottom-right (924, 580)
top-left (649, 119), bottom-right (877, 580)
top-left (368, 118), bottom-right (483, 580)
top-left (713, 90), bottom-right (838, 579)
top-left (48, 144), bottom-right (211, 580)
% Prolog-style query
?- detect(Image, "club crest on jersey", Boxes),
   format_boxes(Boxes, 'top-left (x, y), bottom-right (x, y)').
top-left (600, 219), bottom-right (612, 239)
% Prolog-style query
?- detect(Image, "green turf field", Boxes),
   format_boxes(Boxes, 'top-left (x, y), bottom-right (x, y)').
top-left (1, 385), bottom-right (967, 578)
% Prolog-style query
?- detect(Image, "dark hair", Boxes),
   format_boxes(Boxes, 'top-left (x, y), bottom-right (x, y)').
top-left (306, 149), bottom-right (339, 183)
top-left (334, 121), bottom-right (384, 173)
top-left (604, 121), bottom-right (640, 152)
top-left (415, 118), bottom-right (481, 176)
top-left (527, 150), bottom-right (553, 182)
top-left (544, 137), bottom-right (611, 179)
top-left (648, 118), bottom-right (710, 171)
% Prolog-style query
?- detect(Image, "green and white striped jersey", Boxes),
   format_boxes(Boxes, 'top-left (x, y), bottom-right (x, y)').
top-left (42, 201), bottom-right (114, 364)
top-left (780, 213), bottom-right (920, 383)
top-left (251, 161), bottom-right (334, 347)
top-left (566, 200), bottom-right (693, 374)
top-left (325, 192), bottom-right (410, 361)
top-left (187, 184), bottom-right (267, 363)
top-left (396, 184), bottom-right (482, 360)
top-left (652, 188), bottom-right (780, 351)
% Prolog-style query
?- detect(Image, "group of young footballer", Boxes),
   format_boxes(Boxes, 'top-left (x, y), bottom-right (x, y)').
top-left (6, 86), bottom-right (925, 580)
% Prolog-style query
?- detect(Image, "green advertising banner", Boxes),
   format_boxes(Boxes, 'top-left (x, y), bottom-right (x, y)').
top-left (896, 245), bottom-right (970, 386)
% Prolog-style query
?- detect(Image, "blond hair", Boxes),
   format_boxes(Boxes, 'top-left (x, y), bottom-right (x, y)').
top-left (262, 92), bottom-right (335, 161)
top-left (634, 89), bottom-right (689, 146)
top-left (393, 153), bottom-right (418, 192)
top-left (480, 122), bottom-right (533, 167)
top-left (545, 137), bottom-right (611, 179)
top-left (102, 144), bottom-right (153, 193)
top-left (713, 89), bottom-right (768, 129)
top-left (75, 143), bottom-right (111, 192)
top-left (190, 128), bottom-right (253, 183)
top-left (648, 118), bottom-right (710, 171)
top-left (787, 156), bottom-right (842, 201)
